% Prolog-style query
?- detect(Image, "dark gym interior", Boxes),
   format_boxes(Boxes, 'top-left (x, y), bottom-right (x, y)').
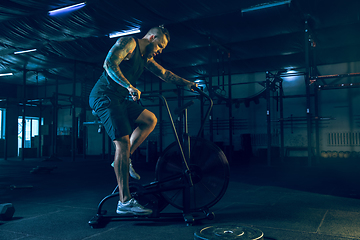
top-left (1, 0), bottom-right (360, 239)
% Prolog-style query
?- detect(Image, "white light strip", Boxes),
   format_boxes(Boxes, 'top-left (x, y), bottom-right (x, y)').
top-left (241, 0), bottom-right (291, 13)
top-left (0, 73), bottom-right (13, 77)
top-left (49, 2), bottom-right (86, 15)
top-left (109, 29), bottom-right (141, 38)
top-left (14, 49), bottom-right (37, 55)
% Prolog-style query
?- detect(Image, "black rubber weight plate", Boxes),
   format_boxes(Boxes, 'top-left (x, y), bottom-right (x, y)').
top-left (155, 138), bottom-right (230, 211)
top-left (194, 225), bottom-right (264, 240)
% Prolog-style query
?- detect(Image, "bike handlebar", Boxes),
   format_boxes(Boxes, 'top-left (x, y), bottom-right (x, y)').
top-left (174, 100), bottom-right (195, 115)
top-left (191, 85), bottom-right (209, 99)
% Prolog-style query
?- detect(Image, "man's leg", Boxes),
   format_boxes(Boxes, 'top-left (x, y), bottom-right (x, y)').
top-left (110, 110), bottom-right (157, 180)
top-left (113, 136), bottom-right (131, 202)
top-left (113, 136), bottom-right (152, 215)
top-left (130, 109), bottom-right (157, 155)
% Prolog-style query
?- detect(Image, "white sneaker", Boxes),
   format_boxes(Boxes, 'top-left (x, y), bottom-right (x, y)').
top-left (116, 198), bottom-right (152, 215)
top-left (111, 158), bottom-right (141, 180)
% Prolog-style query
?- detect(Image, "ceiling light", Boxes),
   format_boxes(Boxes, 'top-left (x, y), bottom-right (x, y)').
top-left (14, 49), bottom-right (37, 55)
top-left (0, 73), bottom-right (13, 77)
top-left (241, 0), bottom-right (291, 13)
top-left (109, 29), bottom-right (141, 38)
top-left (48, 2), bottom-right (86, 15)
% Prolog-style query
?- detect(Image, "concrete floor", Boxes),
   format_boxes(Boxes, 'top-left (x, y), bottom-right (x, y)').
top-left (1, 155), bottom-right (360, 240)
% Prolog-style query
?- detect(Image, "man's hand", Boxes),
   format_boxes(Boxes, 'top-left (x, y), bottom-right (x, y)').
top-left (127, 85), bottom-right (141, 101)
top-left (186, 81), bottom-right (198, 91)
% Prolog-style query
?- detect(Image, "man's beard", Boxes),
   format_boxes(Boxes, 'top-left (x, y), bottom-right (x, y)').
top-left (144, 42), bottom-right (155, 59)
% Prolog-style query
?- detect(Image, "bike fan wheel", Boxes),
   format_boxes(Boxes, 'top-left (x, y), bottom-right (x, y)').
top-left (155, 138), bottom-right (230, 211)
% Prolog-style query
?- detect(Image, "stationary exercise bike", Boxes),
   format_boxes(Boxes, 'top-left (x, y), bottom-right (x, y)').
top-left (88, 86), bottom-right (230, 228)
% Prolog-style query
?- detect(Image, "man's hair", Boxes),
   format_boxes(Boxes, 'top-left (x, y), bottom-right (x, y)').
top-left (146, 25), bottom-right (170, 42)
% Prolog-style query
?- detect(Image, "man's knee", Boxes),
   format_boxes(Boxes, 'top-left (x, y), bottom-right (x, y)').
top-left (138, 110), bottom-right (157, 128)
top-left (114, 136), bottom-right (130, 150)
top-left (148, 112), bottom-right (157, 127)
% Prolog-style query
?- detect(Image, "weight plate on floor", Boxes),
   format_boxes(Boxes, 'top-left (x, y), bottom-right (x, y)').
top-left (194, 225), bottom-right (264, 240)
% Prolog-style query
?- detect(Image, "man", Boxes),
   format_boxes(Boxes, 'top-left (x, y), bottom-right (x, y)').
top-left (89, 26), bottom-right (196, 215)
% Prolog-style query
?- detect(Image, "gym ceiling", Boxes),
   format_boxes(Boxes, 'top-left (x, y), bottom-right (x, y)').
top-left (0, 0), bottom-right (359, 87)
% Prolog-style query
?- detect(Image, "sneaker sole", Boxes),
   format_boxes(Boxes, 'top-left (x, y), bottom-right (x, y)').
top-left (130, 172), bottom-right (141, 180)
top-left (116, 210), bottom-right (152, 215)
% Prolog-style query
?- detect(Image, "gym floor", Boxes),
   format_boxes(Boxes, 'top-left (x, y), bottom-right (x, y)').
top-left (1, 156), bottom-right (360, 240)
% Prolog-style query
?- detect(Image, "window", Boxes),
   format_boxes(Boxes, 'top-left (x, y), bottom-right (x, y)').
top-left (18, 117), bottom-right (43, 154)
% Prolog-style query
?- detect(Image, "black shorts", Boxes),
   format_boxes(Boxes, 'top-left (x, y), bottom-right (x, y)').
top-left (89, 95), bottom-right (145, 141)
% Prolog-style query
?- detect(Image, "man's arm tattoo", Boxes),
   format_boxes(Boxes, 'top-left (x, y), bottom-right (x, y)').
top-left (147, 59), bottom-right (188, 85)
top-left (163, 71), bottom-right (188, 85)
top-left (104, 37), bottom-right (135, 88)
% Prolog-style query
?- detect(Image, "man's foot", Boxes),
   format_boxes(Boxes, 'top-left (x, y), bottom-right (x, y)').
top-left (111, 158), bottom-right (141, 180)
top-left (116, 198), bottom-right (152, 215)
top-left (129, 159), bottom-right (141, 180)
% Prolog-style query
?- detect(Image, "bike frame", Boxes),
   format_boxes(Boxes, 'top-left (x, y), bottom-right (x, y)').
top-left (89, 87), bottom-right (214, 226)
